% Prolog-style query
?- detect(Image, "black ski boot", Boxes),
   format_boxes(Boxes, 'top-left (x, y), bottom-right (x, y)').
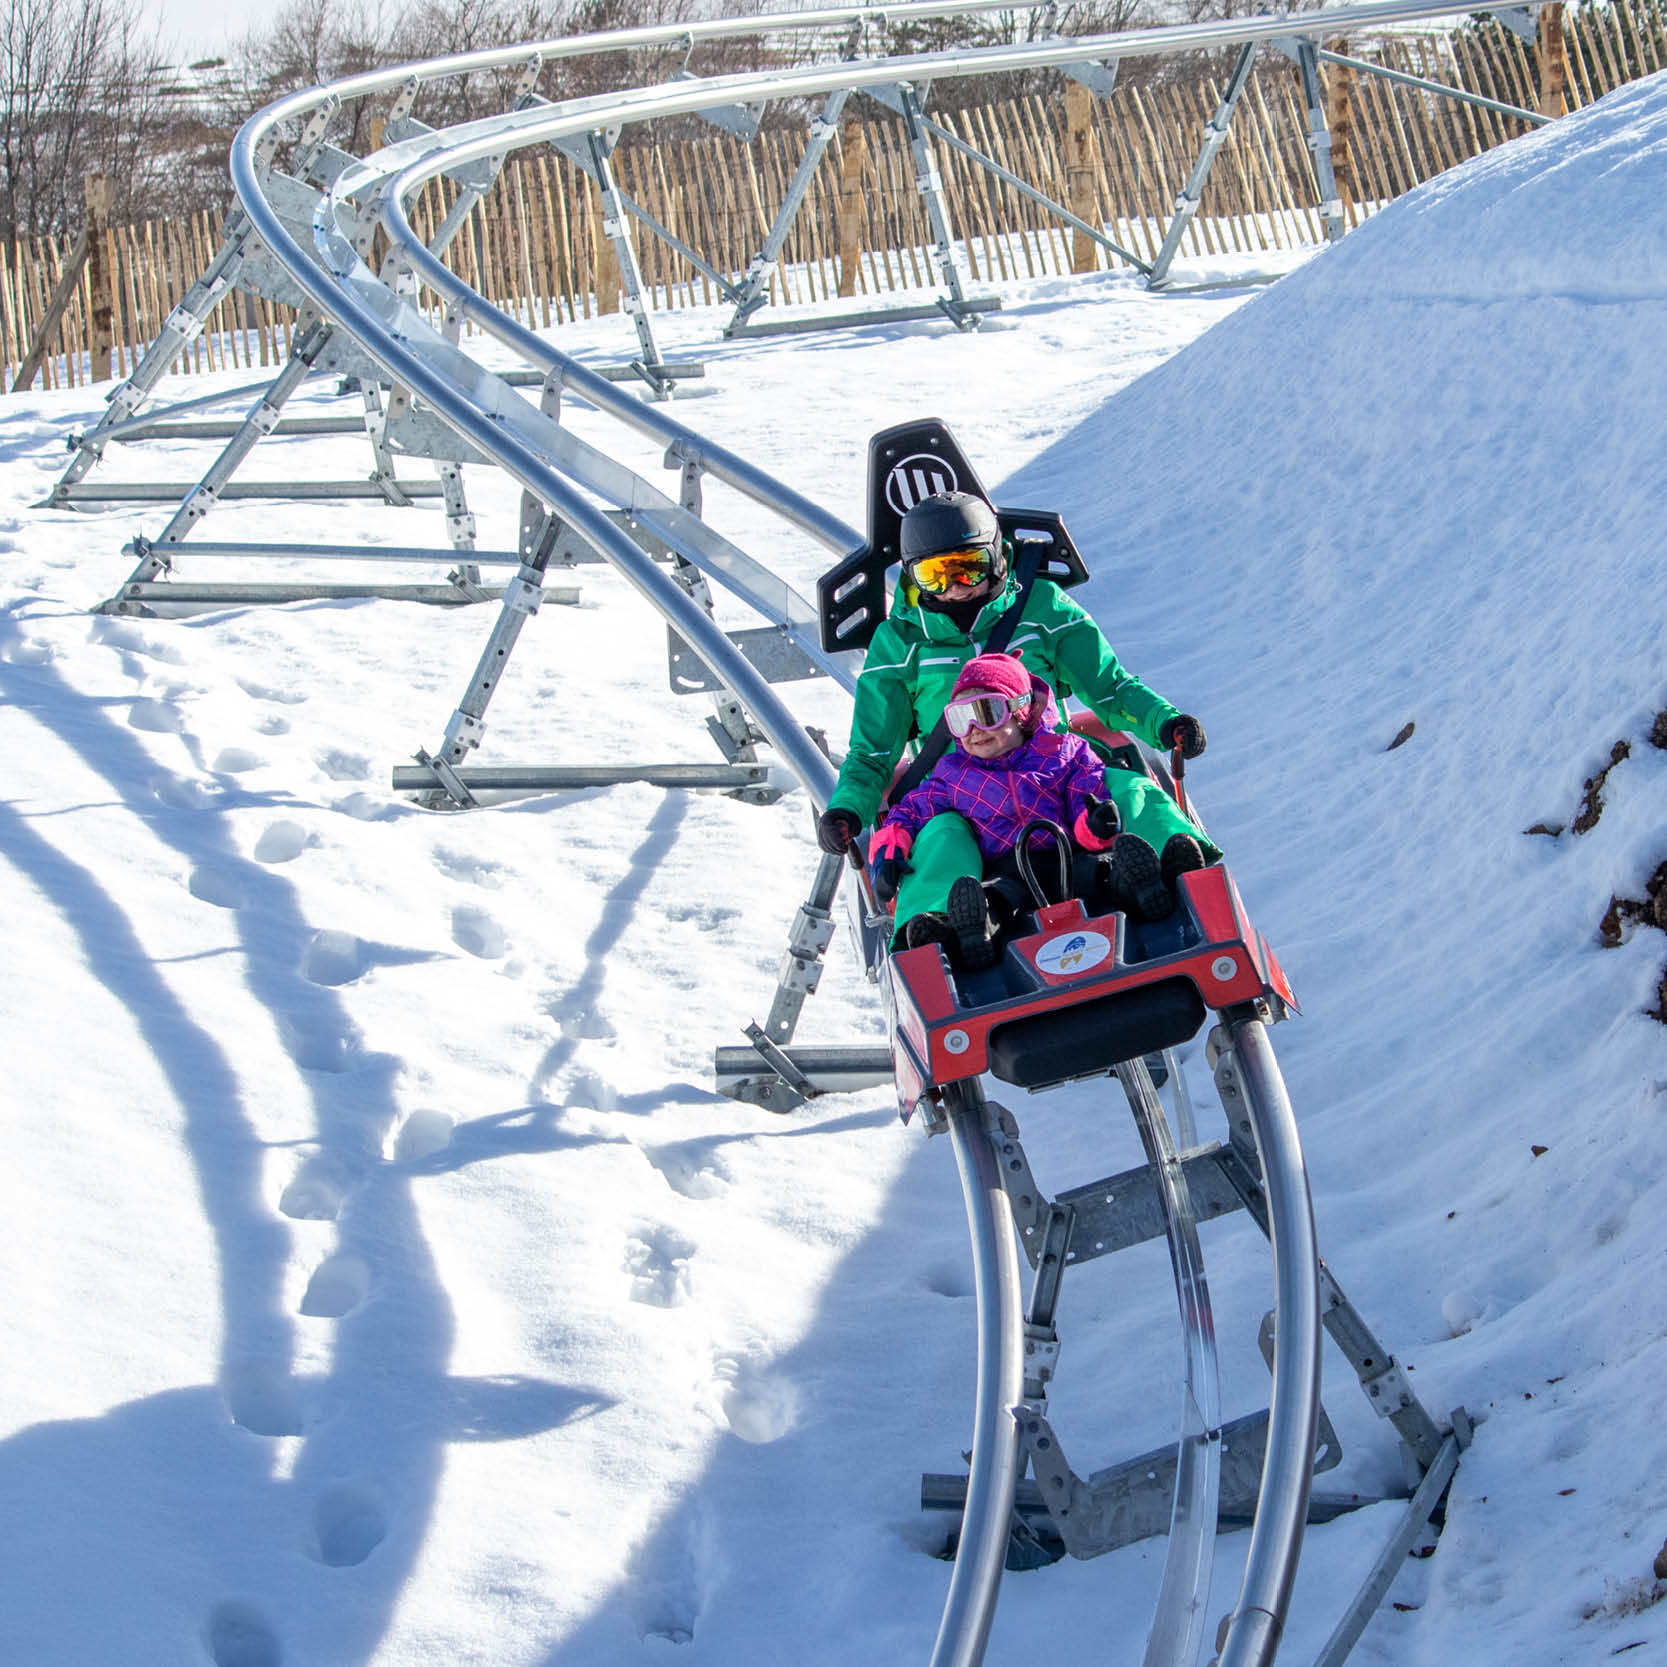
top-left (1109, 834), bottom-right (1171, 922)
top-left (946, 874), bottom-right (1000, 970)
top-left (1160, 833), bottom-right (1206, 888)
top-left (904, 911), bottom-right (958, 958)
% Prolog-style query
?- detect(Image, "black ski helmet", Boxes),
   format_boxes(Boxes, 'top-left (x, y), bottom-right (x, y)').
top-left (899, 490), bottom-right (1001, 565)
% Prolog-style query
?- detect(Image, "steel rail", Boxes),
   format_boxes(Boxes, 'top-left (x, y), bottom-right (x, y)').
top-left (935, 1080), bottom-right (1026, 1667)
top-left (1215, 1015), bottom-right (1322, 1667)
top-left (1119, 1058), bottom-right (1222, 1667)
top-left (310, 0), bottom-right (1561, 194)
top-left (313, 0), bottom-right (1553, 668)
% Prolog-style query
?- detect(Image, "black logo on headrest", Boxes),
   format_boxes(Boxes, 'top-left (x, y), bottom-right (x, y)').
top-left (884, 453), bottom-right (960, 516)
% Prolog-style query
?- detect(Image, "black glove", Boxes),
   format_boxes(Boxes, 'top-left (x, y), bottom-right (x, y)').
top-left (1083, 794), bottom-right (1121, 841)
top-left (1160, 714), bottom-right (1207, 760)
top-left (816, 807), bottom-right (861, 855)
top-left (871, 853), bottom-right (913, 905)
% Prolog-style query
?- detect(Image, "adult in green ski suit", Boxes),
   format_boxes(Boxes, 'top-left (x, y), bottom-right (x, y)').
top-left (815, 494), bottom-right (1212, 930)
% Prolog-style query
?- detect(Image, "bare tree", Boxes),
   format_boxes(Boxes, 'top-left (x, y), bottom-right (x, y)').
top-left (0, 0), bottom-right (168, 242)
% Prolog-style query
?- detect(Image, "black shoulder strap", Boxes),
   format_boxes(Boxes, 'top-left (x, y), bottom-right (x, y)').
top-left (883, 543), bottom-right (1045, 811)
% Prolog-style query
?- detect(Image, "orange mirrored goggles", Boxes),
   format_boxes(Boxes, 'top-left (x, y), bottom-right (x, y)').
top-left (909, 544), bottom-right (994, 595)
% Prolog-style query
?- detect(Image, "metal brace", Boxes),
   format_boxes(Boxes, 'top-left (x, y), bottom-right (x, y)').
top-left (742, 1021), bottom-right (819, 1104)
top-left (412, 745), bottom-right (478, 810)
top-left (988, 1115), bottom-right (1051, 1265)
top-left (447, 567), bottom-right (490, 603)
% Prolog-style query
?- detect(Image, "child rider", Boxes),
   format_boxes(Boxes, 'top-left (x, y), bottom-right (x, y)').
top-left (868, 651), bottom-right (1206, 970)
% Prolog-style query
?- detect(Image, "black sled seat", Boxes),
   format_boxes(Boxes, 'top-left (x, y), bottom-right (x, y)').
top-left (816, 415), bottom-right (1089, 657)
top-left (886, 863), bottom-right (1298, 1120)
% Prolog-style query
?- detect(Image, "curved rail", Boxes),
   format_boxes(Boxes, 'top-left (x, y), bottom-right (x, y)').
top-left (935, 1079), bottom-right (1027, 1667)
top-left (219, 12), bottom-right (1338, 1663)
top-left (1118, 1057), bottom-right (1222, 1667)
top-left (1216, 1015), bottom-right (1322, 1667)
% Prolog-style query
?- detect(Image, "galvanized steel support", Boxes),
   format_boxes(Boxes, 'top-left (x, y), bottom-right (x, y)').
top-left (1293, 38), bottom-right (1347, 245)
top-left (1146, 39), bottom-right (1259, 289)
top-left (53, 218), bottom-right (249, 494)
top-left (724, 88), bottom-right (852, 335)
top-left (1314, 44), bottom-right (1550, 127)
top-left (96, 313), bottom-right (336, 612)
top-left (553, 130), bottom-right (744, 308)
top-left (586, 130), bottom-right (676, 397)
top-left (895, 84), bottom-right (983, 331)
top-left (921, 109), bottom-right (1149, 275)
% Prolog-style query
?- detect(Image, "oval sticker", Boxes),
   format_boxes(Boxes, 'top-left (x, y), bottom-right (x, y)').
top-left (1034, 930), bottom-right (1111, 977)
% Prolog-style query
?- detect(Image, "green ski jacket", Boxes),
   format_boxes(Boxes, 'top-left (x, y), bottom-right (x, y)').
top-left (827, 573), bottom-right (1182, 828)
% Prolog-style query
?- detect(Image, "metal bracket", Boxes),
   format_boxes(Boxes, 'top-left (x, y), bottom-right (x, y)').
top-left (411, 746), bottom-right (479, 810)
top-left (1059, 55), bottom-right (1121, 99)
top-left (672, 68), bottom-right (766, 141)
top-left (989, 1118), bottom-right (1050, 1263)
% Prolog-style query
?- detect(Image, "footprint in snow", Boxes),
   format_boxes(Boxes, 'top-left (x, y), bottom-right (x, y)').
top-left (278, 1159), bottom-right (348, 1222)
top-left (433, 847), bottom-right (508, 888)
top-left (627, 1520), bottom-right (706, 1646)
top-left (236, 677), bottom-right (307, 706)
top-left (450, 905), bottom-right (506, 959)
top-left (316, 748), bottom-right (371, 781)
top-left (625, 1226), bottom-right (696, 1308)
top-left (253, 821), bottom-right (310, 863)
top-left (0, 636), bottom-right (55, 665)
top-left (563, 1070), bottom-right (618, 1115)
top-left (90, 617), bottom-right (185, 666)
top-left (302, 930), bottom-right (362, 987)
top-left (306, 1480), bottom-right (388, 1567)
top-left (277, 1013), bottom-right (353, 1074)
top-left (555, 1008), bottom-right (615, 1042)
top-left (127, 697), bottom-right (186, 734)
top-left (221, 1359), bottom-right (305, 1438)
top-left (188, 866), bottom-right (247, 910)
top-left (212, 747), bottom-right (265, 774)
top-left (387, 1108), bottom-right (454, 1163)
top-left (299, 1252), bottom-right (371, 1318)
top-left (712, 1355), bottom-right (799, 1445)
top-left (334, 791), bottom-right (396, 822)
top-left (641, 1140), bottom-right (730, 1201)
top-left (205, 1601), bottom-right (282, 1667)
top-left (151, 774), bottom-right (219, 811)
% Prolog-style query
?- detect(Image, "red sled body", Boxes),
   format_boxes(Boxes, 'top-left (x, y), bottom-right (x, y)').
top-left (881, 730), bottom-right (1298, 1124)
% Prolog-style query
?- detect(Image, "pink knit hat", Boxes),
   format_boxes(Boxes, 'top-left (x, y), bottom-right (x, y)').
top-left (951, 650), bottom-right (1033, 703)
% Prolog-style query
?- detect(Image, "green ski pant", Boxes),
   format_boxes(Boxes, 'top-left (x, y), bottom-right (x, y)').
top-left (890, 768), bottom-right (1212, 939)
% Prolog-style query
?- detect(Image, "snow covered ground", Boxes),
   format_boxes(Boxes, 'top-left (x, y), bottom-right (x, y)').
top-left (4, 67), bottom-right (1667, 1667)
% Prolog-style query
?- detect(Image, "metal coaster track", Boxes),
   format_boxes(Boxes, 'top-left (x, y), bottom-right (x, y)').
top-left (158, 6), bottom-right (1490, 1660)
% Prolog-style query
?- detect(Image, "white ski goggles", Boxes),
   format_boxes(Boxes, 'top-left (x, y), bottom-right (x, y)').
top-left (945, 690), bottom-right (1031, 737)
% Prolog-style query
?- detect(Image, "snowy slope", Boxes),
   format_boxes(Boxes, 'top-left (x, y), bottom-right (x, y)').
top-left (3, 68), bottom-right (1667, 1667)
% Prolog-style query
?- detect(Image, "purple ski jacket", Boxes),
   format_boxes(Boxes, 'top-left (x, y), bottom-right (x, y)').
top-left (879, 724), bottom-right (1110, 860)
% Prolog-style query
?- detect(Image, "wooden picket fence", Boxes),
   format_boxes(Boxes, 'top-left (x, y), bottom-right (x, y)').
top-left (4, 1), bottom-right (1664, 392)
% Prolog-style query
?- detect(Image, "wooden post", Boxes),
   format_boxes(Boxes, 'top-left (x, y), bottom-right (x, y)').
top-left (836, 116), bottom-right (867, 298)
top-left (1324, 42), bottom-right (1355, 225)
top-left (1539, 3), bottom-right (1569, 117)
top-left (83, 173), bottom-right (114, 381)
top-left (590, 177), bottom-right (619, 315)
top-left (1063, 81), bottom-right (1099, 274)
top-left (11, 227), bottom-right (90, 392)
